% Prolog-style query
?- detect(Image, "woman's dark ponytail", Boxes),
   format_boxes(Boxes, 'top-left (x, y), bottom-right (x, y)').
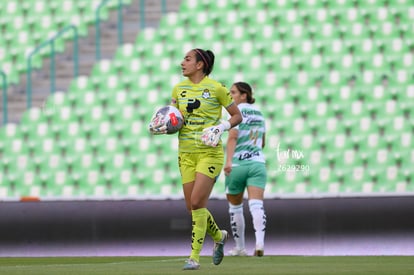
top-left (193, 48), bottom-right (215, 75)
top-left (234, 82), bottom-right (255, 104)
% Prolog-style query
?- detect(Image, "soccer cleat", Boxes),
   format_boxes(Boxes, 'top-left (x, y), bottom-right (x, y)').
top-left (212, 230), bottom-right (228, 265)
top-left (254, 249), bottom-right (264, 257)
top-left (228, 247), bottom-right (248, 256)
top-left (183, 258), bottom-right (200, 270)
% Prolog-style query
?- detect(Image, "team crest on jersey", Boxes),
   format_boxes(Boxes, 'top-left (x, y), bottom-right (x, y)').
top-left (202, 89), bottom-right (210, 99)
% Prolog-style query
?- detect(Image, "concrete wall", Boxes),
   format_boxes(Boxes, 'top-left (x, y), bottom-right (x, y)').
top-left (1, 197), bottom-right (413, 256)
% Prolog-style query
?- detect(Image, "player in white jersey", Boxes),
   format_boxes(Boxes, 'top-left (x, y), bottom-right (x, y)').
top-left (224, 82), bottom-right (267, 257)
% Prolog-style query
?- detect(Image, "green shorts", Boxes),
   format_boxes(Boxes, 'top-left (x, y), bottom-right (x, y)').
top-left (178, 150), bottom-right (224, 184)
top-left (225, 162), bottom-right (267, 195)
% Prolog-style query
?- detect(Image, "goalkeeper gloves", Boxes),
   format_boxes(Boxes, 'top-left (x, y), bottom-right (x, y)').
top-left (148, 112), bottom-right (167, 135)
top-left (201, 121), bottom-right (231, 147)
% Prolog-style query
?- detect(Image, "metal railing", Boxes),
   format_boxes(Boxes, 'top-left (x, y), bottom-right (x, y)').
top-left (95, 0), bottom-right (126, 60)
top-left (140, 0), bottom-right (167, 28)
top-left (140, 0), bottom-right (146, 28)
top-left (96, 0), bottom-right (168, 60)
top-left (16, 0), bottom-right (169, 116)
top-left (26, 25), bottom-right (79, 109)
top-left (1, 70), bottom-right (7, 124)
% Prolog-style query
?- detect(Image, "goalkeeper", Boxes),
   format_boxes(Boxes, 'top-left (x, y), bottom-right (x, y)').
top-left (149, 48), bottom-right (242, 270)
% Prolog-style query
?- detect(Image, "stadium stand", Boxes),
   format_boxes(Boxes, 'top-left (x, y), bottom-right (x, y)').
top-left (0, 0), bottom-right (413, 201)
top-left (0, 0), bottom-right (114, 85)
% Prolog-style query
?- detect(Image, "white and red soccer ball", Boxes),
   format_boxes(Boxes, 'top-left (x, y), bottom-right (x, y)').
top-left (152, 105), bottom-right (184, 134)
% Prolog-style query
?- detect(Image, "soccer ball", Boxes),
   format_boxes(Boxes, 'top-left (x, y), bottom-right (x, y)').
top-left (152, 105), bottom-right (184, 134)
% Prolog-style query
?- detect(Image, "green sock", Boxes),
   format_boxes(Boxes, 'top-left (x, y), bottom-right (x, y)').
top-left (206, 209), bottom-right (222, 242)
top-left (190, 208), bottom-right (207, 262)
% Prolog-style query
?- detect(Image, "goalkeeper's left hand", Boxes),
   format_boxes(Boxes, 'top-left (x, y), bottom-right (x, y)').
top-left (201, 121), bottom-right (231, 147)
top-left (148, 112), bottom-right (167, 135)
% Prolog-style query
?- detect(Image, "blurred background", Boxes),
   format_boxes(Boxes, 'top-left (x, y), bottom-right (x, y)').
top-left (0, 0), bottom-right (413, 256)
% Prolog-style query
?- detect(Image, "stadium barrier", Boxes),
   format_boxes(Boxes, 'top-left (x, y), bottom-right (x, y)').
top-left (1, 198), bottom-right (413, 256)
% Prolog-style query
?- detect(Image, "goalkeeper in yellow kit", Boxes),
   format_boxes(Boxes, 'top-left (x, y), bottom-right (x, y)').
top-left (149, 48), bottom-right (242, 270)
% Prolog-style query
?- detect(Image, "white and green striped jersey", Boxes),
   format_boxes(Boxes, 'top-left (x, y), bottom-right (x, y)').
top-left (232, 103), bottom-right (266, 165)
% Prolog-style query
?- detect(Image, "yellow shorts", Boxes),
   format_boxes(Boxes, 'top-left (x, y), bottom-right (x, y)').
top-left (178, 150), bottom-right (224, 184)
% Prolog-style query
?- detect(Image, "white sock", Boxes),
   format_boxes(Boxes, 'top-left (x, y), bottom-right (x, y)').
top-left (228, 203), bottom-right (245, 250)
top-left (249, 199), bottom-right (266, 250)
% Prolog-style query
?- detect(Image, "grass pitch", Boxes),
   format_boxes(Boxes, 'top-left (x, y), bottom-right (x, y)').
top-left (0, 256), bottom-right (413, 275)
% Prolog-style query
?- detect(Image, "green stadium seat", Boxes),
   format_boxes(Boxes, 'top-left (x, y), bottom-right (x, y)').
top-left (15, 169), bottom-right (38, 192)
top-left (23, 0), bottom-right (51, 15)
top-left (60, 136), bottom-right (90, 160)
top-left (117, 119), bottom-right (145, 142)
top-left (85, 0), bottom-right (110, 21)
top-left (90, 59), bottom-right (116, 87)
top-left (71, 90), bottom-right (100, 113)
top-left (369, 163), bottom-right (400, 186)
top-left (78, 168), bottom-right (106, 195)
top-left (19, 107), bottom-right (47, 137)
top-left (136, 27), bottom-right (160, 45)
top-left (30, 136), bottom-right (59, 157)
top-left (15, 148), bottom-right (34, 169)
top-left (0, 1), bottom-right (8, 16)
top-left (70, 75), bottom-right (94, 94)
top-left (44, 91), bottom-right (71, 118)
top-left (267, 0), bottom-right (298, 10)
top-left (161, 24), bottom-right (189, 44)
top-left (4, 1), bottom-right (21, 17)
top-left (127, 74), bottom-right (154, 96)
top-left (0, 174), bottom-right (11, 199)
top-left (276, 173), bottom-right (307, 195)
top-left (340, 168), bottom-right (373, 194)
top-left (374, 178), bottom-right (409, 193)
top-left (242, 0), bottom-right (267, 10)
top-left (179, 0), bottom-right (201, 13)
top-left (365, 149), bottom-right (395, 168)
top-left (0, 123), bottom-right (22, 150)
top-left (15, 176), bottom-right (44, 199)
top-left (100, 153), bottom-right (131, 180)
top-left (395, 132), bottom-right (412, 152)
top-left (6, 153), bottom-right (35, 191)
top-left (77, 104), bottom-right (107, 125)
top-left (41, 155), bottom-right (66, 178)
top-left (109, 168), bottom-right (141, 197)
top-left (43, 178), bottom-right (76, 198)
top-left (119, 59), bottom-right (146, 89)
top-left (113, 44), bottom-right (139, 71)
top-left (3, 137), bottom-right (28, 157)
top-left (143, 150), bottom-right (159, 170)
top-left (399, 149), bottom-right (413, 183)
top-left (95, 74), bottom-right (123, 92)
top-left (142, 168), bottom-right (180, 196)
top-left (1, 132), bottom-right (24, 170)
top-left (31, 17), bottom-right (57, 47)
top-left (308, 167), bottom-right (339, 194)
top-left (358, 132), bottom-right (388, 153)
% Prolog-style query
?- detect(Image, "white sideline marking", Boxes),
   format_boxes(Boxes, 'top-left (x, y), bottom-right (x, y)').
top-left (0, 258), bottom-right (186, 269)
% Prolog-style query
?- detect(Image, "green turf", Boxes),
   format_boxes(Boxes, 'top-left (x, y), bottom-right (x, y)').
top-left (0, 256), bottom-right (413, 275)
